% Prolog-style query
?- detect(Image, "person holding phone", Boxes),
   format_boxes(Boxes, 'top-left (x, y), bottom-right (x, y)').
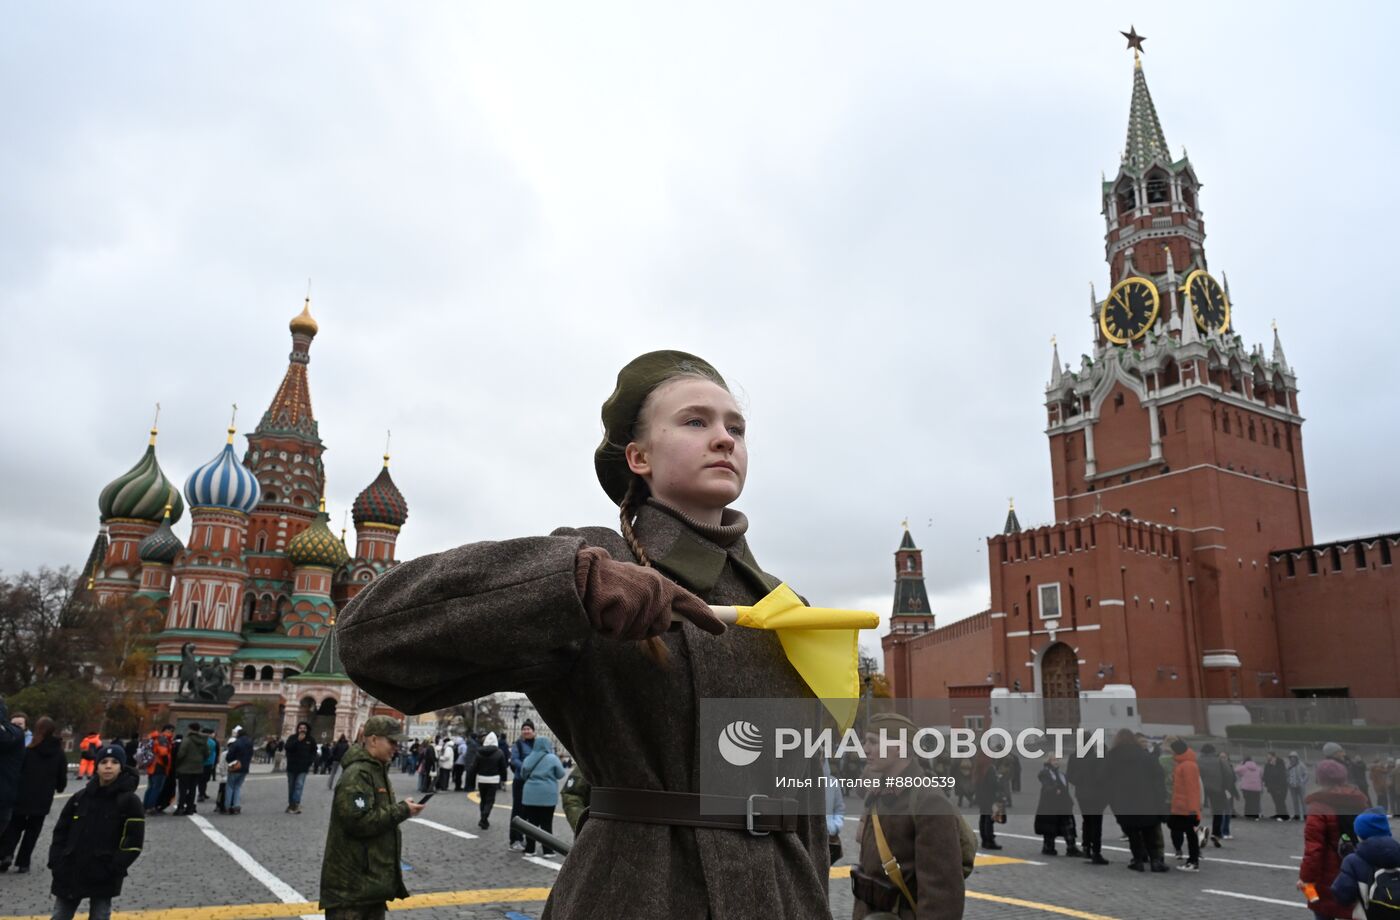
top-left (319, 717), bottom-right (425, 920)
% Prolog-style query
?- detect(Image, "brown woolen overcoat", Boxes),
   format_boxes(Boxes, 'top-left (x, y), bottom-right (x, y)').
top-left (336, 502), bottom-right (831, 919)
top-left (853, 784), bottom-right (967, 920)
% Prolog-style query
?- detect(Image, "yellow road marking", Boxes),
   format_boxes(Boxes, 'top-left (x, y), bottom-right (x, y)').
top-left (0, 888), bottom-right (557, 920)
top-left (967, 891), bottom-right (1120, 919)
top-left (0, 856), bottom-right (1054, 920)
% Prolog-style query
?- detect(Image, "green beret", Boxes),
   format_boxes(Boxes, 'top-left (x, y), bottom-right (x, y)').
top-left (594, 350), bottom-right (726, 505)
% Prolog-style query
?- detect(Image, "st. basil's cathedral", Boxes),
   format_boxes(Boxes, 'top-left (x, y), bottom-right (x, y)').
top-left (78, 298), bottom-right (406, 742)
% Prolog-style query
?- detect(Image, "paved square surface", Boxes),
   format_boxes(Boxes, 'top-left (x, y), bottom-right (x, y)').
top-left (0, 765), bottom-right (1320, 919)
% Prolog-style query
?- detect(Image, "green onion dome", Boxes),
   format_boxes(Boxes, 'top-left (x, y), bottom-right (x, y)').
top-left (99, 429), bottom-right (185, 524)
top-left (138, 504), bottom-right (184, 564)
top-left (352, 456), bottom-right (408, 529)
top-left (288, 502), bottom-right (351, 569)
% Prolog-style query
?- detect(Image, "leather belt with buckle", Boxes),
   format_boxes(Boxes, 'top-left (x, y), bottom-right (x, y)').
top-left (588, 787), bottom-right (800, 836)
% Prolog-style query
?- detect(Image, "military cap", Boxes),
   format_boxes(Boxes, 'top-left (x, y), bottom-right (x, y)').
top-left (594, 350), bottom-right (727, 505)
top-left (363, 715), bottom-right (407, 741)
top-left (866, 711), bottom-right (919, 734)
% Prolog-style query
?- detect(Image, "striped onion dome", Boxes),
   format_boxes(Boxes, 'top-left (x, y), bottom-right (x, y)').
top-left (288, 507), bottom-right (350, 569)
top-left (185, 429), bottom-right (262, 514)
top-left (98, 431), bottom-right (185, 523)
top-left (138, 505), bottom-right (184, 564)
top-left (352, 457), bottom-right (408, 528)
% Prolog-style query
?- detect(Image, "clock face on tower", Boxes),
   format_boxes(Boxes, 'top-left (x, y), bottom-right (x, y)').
top-left (1099, 276), bottom-right (1161, 344)
top-left (1183, 269), bottom-right (1230, 334)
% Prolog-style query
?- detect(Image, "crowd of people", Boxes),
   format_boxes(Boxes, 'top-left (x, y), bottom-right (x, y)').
top-left (862, 728), bottom-right (1400, 919)
top-left (388, 720), bottom-right (567, 850)
top-left (11, 679), bottom-right (1400, 920)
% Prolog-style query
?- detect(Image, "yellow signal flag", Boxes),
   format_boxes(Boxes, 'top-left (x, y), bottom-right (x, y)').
top-left (712, 583), bottom-right (880, 732)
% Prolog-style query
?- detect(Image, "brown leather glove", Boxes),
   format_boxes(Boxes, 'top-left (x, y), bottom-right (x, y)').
top-left (574, 546), bottom-right (726, 640)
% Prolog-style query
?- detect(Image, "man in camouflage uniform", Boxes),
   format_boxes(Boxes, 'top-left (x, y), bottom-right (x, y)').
top-left (561, 765), bottom-right (591, 833)
top-left (319, 717), bottom-right (426, 920)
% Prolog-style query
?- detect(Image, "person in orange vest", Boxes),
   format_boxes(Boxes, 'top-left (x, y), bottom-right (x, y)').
top-left (76, 731), bottom-right (103, 778)
top-left (139, 728), bottom-right (173, 813)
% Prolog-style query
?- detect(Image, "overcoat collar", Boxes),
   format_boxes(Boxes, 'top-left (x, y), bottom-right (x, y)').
top-left (632, 502), bottom-right (776, 599)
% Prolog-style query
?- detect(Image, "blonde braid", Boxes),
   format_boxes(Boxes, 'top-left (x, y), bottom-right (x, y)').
top-left (619, 477), bottom-right (652, 567)
top-left (619, 476), bottom-right (668, 664)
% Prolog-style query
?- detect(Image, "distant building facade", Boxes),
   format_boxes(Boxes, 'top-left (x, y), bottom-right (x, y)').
top-left (884, 53), bottom-right (1399, 722)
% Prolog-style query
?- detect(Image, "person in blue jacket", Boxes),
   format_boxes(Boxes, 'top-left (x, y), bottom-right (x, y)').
top-left (519, 736), bottom-right (565, 856)
top-left (1332, 807), bottom-right (1400, 915)
top-left (508, 722), bottom-right (536, 851)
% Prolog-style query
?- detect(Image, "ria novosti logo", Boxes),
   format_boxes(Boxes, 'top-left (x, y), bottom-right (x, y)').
top-left (717, 720), bottom-right (763, 766)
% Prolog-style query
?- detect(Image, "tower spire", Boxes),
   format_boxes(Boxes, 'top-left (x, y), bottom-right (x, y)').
top-left (1003, 498), bottom-right (1022, 535)
top-left (255, 292), bottom-right (322, 443)
top-left (1121, 41), bottom-right (1171, 173)
top-left (1050, 336), bottom-right (1062, 387)
top-left (1272, 320), bottom-right (1290, 371)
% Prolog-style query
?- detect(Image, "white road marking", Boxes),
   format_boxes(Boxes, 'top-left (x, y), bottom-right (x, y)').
top-left (188, 815), bottom-right (323, 920)
top-left (523, 855), bottom-right (563, 872)
top-left (408, 817), bottom-right (479, 840)
top-left (1202, 889), bottom-right (1305, 908)
top-left (994, 831), bottom-right (1296, 870)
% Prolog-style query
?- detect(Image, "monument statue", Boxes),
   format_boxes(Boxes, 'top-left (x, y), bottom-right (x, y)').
top-left (176, 643), bottom-right (236, 703)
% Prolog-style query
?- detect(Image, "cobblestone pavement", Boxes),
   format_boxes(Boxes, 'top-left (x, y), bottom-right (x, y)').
top-left (0, 765), bottom-right (1320, 919)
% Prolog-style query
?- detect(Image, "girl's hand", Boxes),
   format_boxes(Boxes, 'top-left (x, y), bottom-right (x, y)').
top-left (575, 546), bottom-right (726, 639)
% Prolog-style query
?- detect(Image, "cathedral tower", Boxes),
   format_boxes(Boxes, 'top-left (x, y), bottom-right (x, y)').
top-left (93, 423), bottom-right (183, 604)
top-left (284, 496), bottom-right (350, 638)
top-left (159, 423), bottom-right (261, 658)
top-left (349, 452), bottom-right (408, 573)
top-left (242, 297), bottom-right (327, 629)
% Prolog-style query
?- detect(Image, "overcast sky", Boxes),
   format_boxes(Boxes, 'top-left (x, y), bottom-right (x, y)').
top-left (3, 3), bottom-right (1397, 659)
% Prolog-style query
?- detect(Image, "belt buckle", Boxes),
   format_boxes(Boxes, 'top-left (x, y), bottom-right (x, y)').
top-left (745, 793), bottom-right (772, 836)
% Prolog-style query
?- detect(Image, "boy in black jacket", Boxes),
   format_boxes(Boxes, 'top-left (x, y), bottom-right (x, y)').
top-left (49, 744), bottom-right (145, 920)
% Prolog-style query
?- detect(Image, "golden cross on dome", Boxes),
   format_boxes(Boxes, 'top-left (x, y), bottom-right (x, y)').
top-left (384, 429), bottom-right (392, 467)
top-left (150, 402), bottom-right (162, 445)
top-left (226, 404), bottom-right (239, 443)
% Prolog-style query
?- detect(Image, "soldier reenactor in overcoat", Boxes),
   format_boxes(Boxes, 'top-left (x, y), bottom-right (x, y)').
top-left (338, 351), bottom-right (833, 919)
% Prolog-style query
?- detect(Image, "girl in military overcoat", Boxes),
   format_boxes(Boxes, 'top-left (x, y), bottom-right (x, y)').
top-left (338, 351), bottom-right (830, 919)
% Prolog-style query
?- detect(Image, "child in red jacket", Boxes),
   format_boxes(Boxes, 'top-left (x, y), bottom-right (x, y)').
top-left (1298, 758), bottom-right (1370, 919)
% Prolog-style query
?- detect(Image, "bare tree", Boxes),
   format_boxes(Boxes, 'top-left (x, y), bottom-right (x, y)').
top-left (434, 696), bottom-right (505, 736)
top-left (0, 567), bottom-right (83, 693)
